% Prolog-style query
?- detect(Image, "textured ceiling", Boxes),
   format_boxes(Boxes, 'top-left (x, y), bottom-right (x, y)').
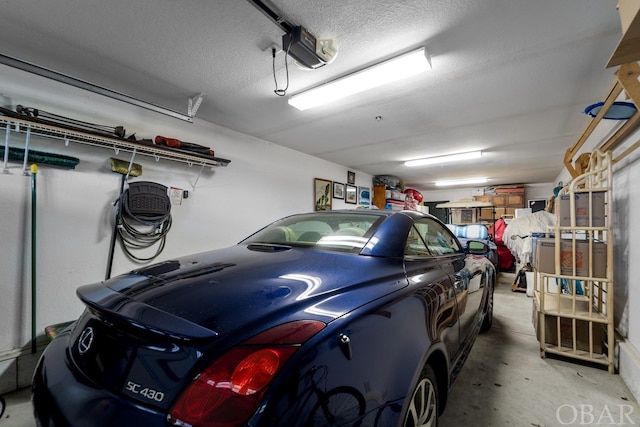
top-left (0, 0), bottom-right (625, 190)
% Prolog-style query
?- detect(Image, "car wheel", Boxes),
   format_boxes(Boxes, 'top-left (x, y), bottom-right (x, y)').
top-left (480, 279), bottom-right (494, 333)
top-left (308, 385), bottom-right (366, 427)
top-left (403, 364), bottom-right (438, 427)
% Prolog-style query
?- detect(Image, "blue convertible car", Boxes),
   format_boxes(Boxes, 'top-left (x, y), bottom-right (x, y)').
top-left (33, 210), bottom-right (495, 427)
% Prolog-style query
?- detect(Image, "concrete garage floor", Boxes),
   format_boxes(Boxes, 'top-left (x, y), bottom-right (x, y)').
top-left (1, 273), bottom-right (639, 426)
top-left (440, 273), bottom-right (640, 426)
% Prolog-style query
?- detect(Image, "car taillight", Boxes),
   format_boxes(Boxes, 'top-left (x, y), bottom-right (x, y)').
top-left (167, 320), bottom-right (325, 427)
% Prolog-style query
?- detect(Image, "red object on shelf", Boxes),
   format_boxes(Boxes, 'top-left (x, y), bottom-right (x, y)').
top-left (155, 135), bottom-right (182, 148)
top-left (404, 188), bottom-right (423, 202)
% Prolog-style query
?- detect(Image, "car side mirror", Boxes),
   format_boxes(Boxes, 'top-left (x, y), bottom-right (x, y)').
top-left (466, 240), bottom-right (488, 254)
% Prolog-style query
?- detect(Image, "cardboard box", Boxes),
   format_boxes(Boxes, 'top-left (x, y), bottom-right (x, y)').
top-left (480, 209), bottom-right (495, 221)
top-left (495, 186), bottom-right (525, 194)
top-left (533, 309), bottom-right (603, 354)
top-left (535, 238), bottom-right (607, 278)
top-left (530, 233), bottom-right (553, 268)
top-left (558, 191), bottom-right (606, 227)
top-left (515, 208), bottom-right (532, 218)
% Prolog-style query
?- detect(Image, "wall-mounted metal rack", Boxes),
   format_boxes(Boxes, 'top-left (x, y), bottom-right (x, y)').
top-left (1, 116), bottom-right (230, 183)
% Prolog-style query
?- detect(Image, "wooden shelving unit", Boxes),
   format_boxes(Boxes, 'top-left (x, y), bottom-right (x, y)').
top-left (474, 185), bottom-right (525, 223)
top-left (533, 149), bottom-right (614, 373)
top-left (435, 200), bottom-right (495, 226)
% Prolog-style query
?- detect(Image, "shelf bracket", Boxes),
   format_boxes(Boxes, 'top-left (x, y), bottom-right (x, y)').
top-left (188, 93), bottom-right (205, 119)
top-left (191, 162), bottom-right (207, 192)
top-left (3, 124), bottom-right (9, 173)
top-left (125, 148), bottom-right (137, 180)
top-left (22, 126), bottom-right (31, 175)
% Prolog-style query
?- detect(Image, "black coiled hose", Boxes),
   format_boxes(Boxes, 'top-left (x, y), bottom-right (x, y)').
top-left (115, 187), bottom-right (172, 263)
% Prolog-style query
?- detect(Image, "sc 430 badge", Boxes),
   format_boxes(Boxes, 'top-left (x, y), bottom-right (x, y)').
top-left (124, 381), bottom-right (165, 403)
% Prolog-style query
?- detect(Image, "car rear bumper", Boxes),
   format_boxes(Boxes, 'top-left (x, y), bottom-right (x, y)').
top-left (32, 333), bottom-right (167, 427)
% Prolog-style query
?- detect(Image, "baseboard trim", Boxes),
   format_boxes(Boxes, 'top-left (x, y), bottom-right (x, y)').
top-left (0, 344), bottom-right (46, 394)
top-left (619, 340), bottom-right (640, 402)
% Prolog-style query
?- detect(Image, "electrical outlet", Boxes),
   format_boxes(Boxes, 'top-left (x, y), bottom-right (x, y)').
top-left (168, 186), bottom-right (183, 206)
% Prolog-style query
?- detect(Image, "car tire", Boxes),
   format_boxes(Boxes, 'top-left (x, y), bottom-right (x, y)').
top-left (403, 364), bottom-right (438, 427)
top-left (480, 278), bottom-right (494, 333)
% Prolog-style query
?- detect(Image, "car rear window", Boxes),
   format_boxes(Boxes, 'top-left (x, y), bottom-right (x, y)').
top-left (243, 212), bottom-right (386, 252)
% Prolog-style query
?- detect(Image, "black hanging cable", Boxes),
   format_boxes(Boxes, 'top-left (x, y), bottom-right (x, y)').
top-left (273, 37), bottom-right (292, 96)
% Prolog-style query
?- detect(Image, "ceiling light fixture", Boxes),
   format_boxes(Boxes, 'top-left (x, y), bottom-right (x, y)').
top-left (404, 151), bottom-right (482, 167)
top-left (288, 46), bottom-right (431, 111)
top-left (435, 177), bottom-right (488, 187)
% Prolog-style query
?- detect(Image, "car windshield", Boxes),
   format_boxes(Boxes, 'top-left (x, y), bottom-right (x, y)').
top-left (243, 212), bottom-right (386, 253)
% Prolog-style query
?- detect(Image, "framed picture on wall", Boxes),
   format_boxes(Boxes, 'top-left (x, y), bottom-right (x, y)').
top-left (347, 171), bottom-right (356, 185)
top-left (333, 182), bottom-right (345, 199)
top-left (345, 184), bottom-right (357, 204)
top-left (314, 178), bottom-right (332, 211)
top-left (358, 186), bottom-right (371, 208)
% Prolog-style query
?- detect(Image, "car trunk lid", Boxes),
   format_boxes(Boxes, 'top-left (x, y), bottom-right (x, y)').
top-left (69, 245), bottom-right (406, 410)
top-left (70, 283), bottom-right (218, 410)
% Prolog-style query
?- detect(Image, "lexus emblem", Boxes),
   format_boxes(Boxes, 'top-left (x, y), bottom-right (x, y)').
top-left (78, 327), bottom-right (95, 355)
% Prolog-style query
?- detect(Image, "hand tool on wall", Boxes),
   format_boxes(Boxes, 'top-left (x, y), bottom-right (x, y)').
top-left (30, 163), bottom-right (38, 353)
top-left (154, 135), bottom-right (215, 156)
top-left (16, 105), bottom-right (126, 138)
top-left (0, 145), bottom-right (80, 169)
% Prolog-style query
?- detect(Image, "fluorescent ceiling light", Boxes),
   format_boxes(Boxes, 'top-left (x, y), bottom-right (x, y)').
top-left (435, 177), bottom-right (488, 187)
top-left (288, 47), bottom-right (431, 111)
top-left (405, 151), bottom-right (482, 167)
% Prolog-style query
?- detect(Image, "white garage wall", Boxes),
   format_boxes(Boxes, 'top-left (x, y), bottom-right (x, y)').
top-left (610, 129), bottom-right (640, 400)
top-left (0, 65), bottom-right (372, 363)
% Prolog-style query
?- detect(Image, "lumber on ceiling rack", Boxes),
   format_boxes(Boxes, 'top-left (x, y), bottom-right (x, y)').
top-left (607, 0), bottom-right (640, 68)
top-left (565, 0), bottom-right (640, 177)
top-left (564, 61), bottom-right (640, 178)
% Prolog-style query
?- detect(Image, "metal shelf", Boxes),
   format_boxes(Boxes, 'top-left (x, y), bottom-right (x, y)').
top-left (1, 116), bottom-right (230, 174)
